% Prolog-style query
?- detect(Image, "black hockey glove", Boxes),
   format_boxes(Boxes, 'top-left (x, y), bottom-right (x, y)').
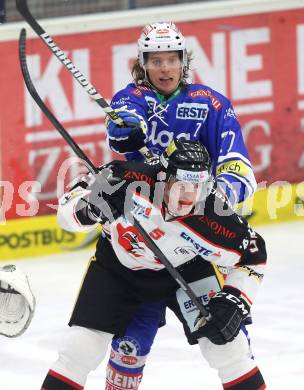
top-left (86, 167), bottom-right (125, 224)
top-left (192, 287), bottom-right (250, 345)
top-left (109, 127), bottom-right (146, 154)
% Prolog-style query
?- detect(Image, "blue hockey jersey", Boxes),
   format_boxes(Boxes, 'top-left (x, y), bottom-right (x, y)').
top-left (109, 83), bottom-right (256, 203)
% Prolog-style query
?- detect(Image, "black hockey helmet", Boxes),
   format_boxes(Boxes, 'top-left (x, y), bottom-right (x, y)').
top-left (160, 139), bottom-right (211, 183)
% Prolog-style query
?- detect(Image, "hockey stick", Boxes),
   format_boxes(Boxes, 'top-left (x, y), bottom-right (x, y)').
top-left (16, 0), bottom-right (154, 160)
top-left (18, 29), bottom-right (209, 319)
top-left (18, 28), bottom-right (97, 174)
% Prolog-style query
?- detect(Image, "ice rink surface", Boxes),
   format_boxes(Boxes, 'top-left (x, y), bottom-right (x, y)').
top-left (1, 220), bottom-right (303, 389)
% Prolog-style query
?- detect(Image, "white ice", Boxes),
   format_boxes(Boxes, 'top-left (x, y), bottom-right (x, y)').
top-left (0, 220), bottom-right (303, 389)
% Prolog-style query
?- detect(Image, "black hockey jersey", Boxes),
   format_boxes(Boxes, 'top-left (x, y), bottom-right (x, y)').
top-left (58, 159), bottom-right (266, 307)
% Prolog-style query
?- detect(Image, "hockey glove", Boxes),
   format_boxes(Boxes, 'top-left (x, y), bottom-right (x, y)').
top-left (72, 166), bottom-right (125, 225)
top-left (79, 168), bottom-right (125, 224)
top-left (106, 110), bottom-right (147, 153)
top-left (192, 287), bottom-right (250, 345)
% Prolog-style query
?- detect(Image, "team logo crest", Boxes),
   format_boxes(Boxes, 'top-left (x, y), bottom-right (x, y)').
top-left (117, 223), bottom-right (146, 258)
top-left (117, 336), bottom-right (141, 356)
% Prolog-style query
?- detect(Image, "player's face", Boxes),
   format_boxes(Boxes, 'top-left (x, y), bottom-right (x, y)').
top-left (164, 177), bottom-right (203, 216)
top-left (145, 51), bottom-right (182, 95)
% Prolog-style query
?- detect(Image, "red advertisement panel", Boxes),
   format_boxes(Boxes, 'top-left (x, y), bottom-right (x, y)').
top-left (1, 8), bottom-right (304, 220)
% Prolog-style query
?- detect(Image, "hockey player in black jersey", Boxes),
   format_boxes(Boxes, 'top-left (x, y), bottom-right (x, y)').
top-left (41, 140), bottom-right (266, 390)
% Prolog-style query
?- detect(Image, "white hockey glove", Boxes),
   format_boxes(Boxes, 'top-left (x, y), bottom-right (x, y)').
top-left (0, 265), bottom-right (35, 337)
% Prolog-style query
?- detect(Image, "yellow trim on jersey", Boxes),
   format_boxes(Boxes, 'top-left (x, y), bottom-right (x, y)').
top-left (69, 256), bottom-right (96, 318)
top-left (105, 106), bottom-right (148, 134)
top-left (166, 140), bottom-right (178, 156)
top-left (216, 159), bottom-right (249, 177)
top-left (212, 263), bottom-right (225, 288)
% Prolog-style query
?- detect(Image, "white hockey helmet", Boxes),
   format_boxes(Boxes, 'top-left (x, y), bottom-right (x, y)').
top-left (138, 22), bottom-right (187, 68)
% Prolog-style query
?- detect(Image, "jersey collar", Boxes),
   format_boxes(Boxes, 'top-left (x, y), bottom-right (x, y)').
top-left (155, 87), bottom-right (182, 104)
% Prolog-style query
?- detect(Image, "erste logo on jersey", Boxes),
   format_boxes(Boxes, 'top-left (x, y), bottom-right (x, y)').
top-left (184, 289), bottom-right (217, 309)
top-left (180, 231), bottom-right (221, 257)
top-left (176, 103), bottom-right (209, 121)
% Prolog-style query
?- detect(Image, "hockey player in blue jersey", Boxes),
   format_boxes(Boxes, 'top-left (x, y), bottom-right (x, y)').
top-left (104, 22), bottom-right (258, 389)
